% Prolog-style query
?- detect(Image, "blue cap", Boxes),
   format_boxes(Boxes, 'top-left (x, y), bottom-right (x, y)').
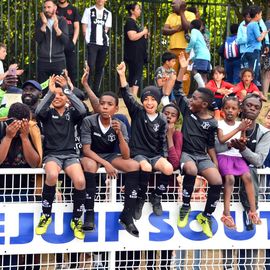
top-left (22, 80), bottom-right (42, 92)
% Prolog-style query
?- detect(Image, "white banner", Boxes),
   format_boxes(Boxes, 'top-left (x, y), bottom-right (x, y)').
top-left (0, 202), bottom-right (270, 254)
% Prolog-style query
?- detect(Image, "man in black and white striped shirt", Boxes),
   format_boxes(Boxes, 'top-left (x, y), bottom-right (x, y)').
top-left (82, 0), bottom-right (112, 97)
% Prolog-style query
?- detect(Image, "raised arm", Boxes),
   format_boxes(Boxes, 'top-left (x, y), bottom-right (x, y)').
top-left (35, 76), bottom-right (57, 119)
top-left (117, 62), bottom-right (141, 117)
top-left (81, 66), bottom-right (100, 113)
top-left (173, 54), bottom-right (190, 114)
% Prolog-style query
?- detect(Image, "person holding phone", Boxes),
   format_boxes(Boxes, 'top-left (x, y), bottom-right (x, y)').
top-left (35, 0), bottom-right (69, 96)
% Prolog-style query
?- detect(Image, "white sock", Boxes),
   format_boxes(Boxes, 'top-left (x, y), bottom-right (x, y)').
top-left (194, 73), bottom-right (205, 87)
top-left (161, 95), bottom-right (170, 106)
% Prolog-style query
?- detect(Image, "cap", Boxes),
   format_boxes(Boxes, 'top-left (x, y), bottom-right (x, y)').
top-left (140, 86), bottom-right (162, 105)
top-left (22, 80), bottom-right (42, 92)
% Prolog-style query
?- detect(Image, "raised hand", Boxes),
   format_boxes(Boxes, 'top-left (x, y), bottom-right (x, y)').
top-left (81, 66), bottom-right (90, 87)
top-left (48, 75), bottom-right (58, 94)
top-left (56, 75), bottom-right (68, 89)
top-left (111, 119), bottom-right (121, 135)
top-left (116, 62), bottom-right (126, 76)
top-left (179, 52), bottom-right (188, 68)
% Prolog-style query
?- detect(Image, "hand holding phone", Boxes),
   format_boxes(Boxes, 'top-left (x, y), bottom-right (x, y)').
top-left (8, 67), bottom-right (17, 76)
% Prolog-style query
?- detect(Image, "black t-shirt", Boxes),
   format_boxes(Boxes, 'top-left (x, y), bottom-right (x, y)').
top-left (124, 17), bottom-right (147, 63)
top-left (120, 86), bottom-right (168, 158)
top-left (57, 4), bottom-right (80, 39)
top-left (173, 81), bottom-right (218, 155)
top-left (80, 114), bottom-right (129, 154)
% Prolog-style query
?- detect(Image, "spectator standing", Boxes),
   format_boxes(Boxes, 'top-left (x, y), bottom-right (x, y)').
top-left (35, 0), bottom-right (69, 95)
top-left (57, 0), bottom-right (80, 85)
top-left (162, 0), bottom-right (195, 95)
top-left (124, 2), bottom-right (148, 97)
top-left (236, 7), bottom-right (251, 66)
top-left (81, 0), bottom-right (112, 97)
top-left (241, 5), bottom-right (268, 87)
top-left (219, 24), bottom-right (241, 84)
top-left (186, 19), bottom-right (211, 87)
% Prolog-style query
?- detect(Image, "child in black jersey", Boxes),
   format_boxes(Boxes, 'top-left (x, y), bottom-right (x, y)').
top-left (35, 75), bottom-right (87, 240)
top-left (117, 62), bottom-right (173, 220)
top-left (174, 54), bottom-right (222, 238)
top-left (80, 91), bottom-right (141, 237)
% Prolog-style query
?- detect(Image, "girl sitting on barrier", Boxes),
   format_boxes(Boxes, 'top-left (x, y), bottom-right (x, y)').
top-left (216, 96), bottom-right (261, 229)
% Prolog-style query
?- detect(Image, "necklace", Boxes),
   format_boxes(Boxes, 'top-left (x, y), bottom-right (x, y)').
top-left (246, 124), bottom-right (256, 140)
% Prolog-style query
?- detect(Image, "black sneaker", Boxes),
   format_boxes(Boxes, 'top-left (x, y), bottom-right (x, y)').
top-left (243, 210), bottom-right (254, 231)
top-left (82, 210), bottom-right (95, 231)
top-left (149, 193), bottom-right (163, 216)
top-left (119, 212), bottom-right (139, 238)
top-left (133, 197), bottom-right (145, 220)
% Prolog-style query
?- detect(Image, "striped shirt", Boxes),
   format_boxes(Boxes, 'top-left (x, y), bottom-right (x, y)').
top-left (81, 5), bottom-right (112, 46)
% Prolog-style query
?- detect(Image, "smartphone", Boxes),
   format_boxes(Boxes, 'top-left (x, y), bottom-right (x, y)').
top-left (8, 67), bottom-right (16, 76)
top-left (4, 118), bottom-right (14, 126)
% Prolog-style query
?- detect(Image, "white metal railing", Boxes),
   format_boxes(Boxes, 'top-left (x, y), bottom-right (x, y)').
top-left (0, 168), bottom-right (270, 269)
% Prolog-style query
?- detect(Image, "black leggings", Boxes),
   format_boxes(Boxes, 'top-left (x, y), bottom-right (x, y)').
top-left (126, 60), bottom-right (144, 87)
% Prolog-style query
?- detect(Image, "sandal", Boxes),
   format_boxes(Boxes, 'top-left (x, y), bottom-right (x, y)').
top-left (221, 214), bottom-right (237, 229)
top-left (248, 211), bottom-right (262, 225)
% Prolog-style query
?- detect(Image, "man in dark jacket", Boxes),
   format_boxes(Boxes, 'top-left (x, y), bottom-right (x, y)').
top-left (35, 0), bottom-right (69, 95)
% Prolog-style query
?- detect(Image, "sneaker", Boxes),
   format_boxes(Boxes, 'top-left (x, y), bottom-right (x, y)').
top-left (196, 212), bottom-right (213, 238)
top-left (133, 197), bottom-right (145, 220)
top-left (149, 193), bottom-right (163, 216)
top-left (82, 210), bottom-right (95, 231)
top-left (35, 214), bottom-right (52, 235)
top-left (177, 205), bottom-right (191, 228)
top-left (70, 219), bottom-right (85, 240)
top-left (243, 210), bottom-right (254, 231)
top-left (119, 217), bottom-right (139, 237)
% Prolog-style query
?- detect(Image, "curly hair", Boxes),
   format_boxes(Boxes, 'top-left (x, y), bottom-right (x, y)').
top-left (8, 102), bottom-right (31, 120)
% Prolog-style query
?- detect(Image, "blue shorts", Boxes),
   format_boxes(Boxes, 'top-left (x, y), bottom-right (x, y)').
top-left (193, 59), bottom-right (211, 73)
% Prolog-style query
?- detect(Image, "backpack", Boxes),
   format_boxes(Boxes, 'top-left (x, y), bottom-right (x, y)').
top-left (224, 35), bottom-right (239, 59)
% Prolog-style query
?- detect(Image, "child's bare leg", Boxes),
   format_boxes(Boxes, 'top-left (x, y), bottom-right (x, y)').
top-left (223, 175), bottom-right (235, 216)
top-left (241, 172), bottom-right (256, 213)
top-left (201, 73), bottom-right (208, 84)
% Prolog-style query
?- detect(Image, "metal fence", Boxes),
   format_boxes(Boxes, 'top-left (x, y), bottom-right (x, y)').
top-left (0, 168), bottom-right (270, 269)
top-left (0, 0), bottom-right (238, 92)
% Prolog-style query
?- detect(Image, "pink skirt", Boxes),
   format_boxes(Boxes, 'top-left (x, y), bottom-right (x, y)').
top-left (217, 155), bottom-right (249, 177)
